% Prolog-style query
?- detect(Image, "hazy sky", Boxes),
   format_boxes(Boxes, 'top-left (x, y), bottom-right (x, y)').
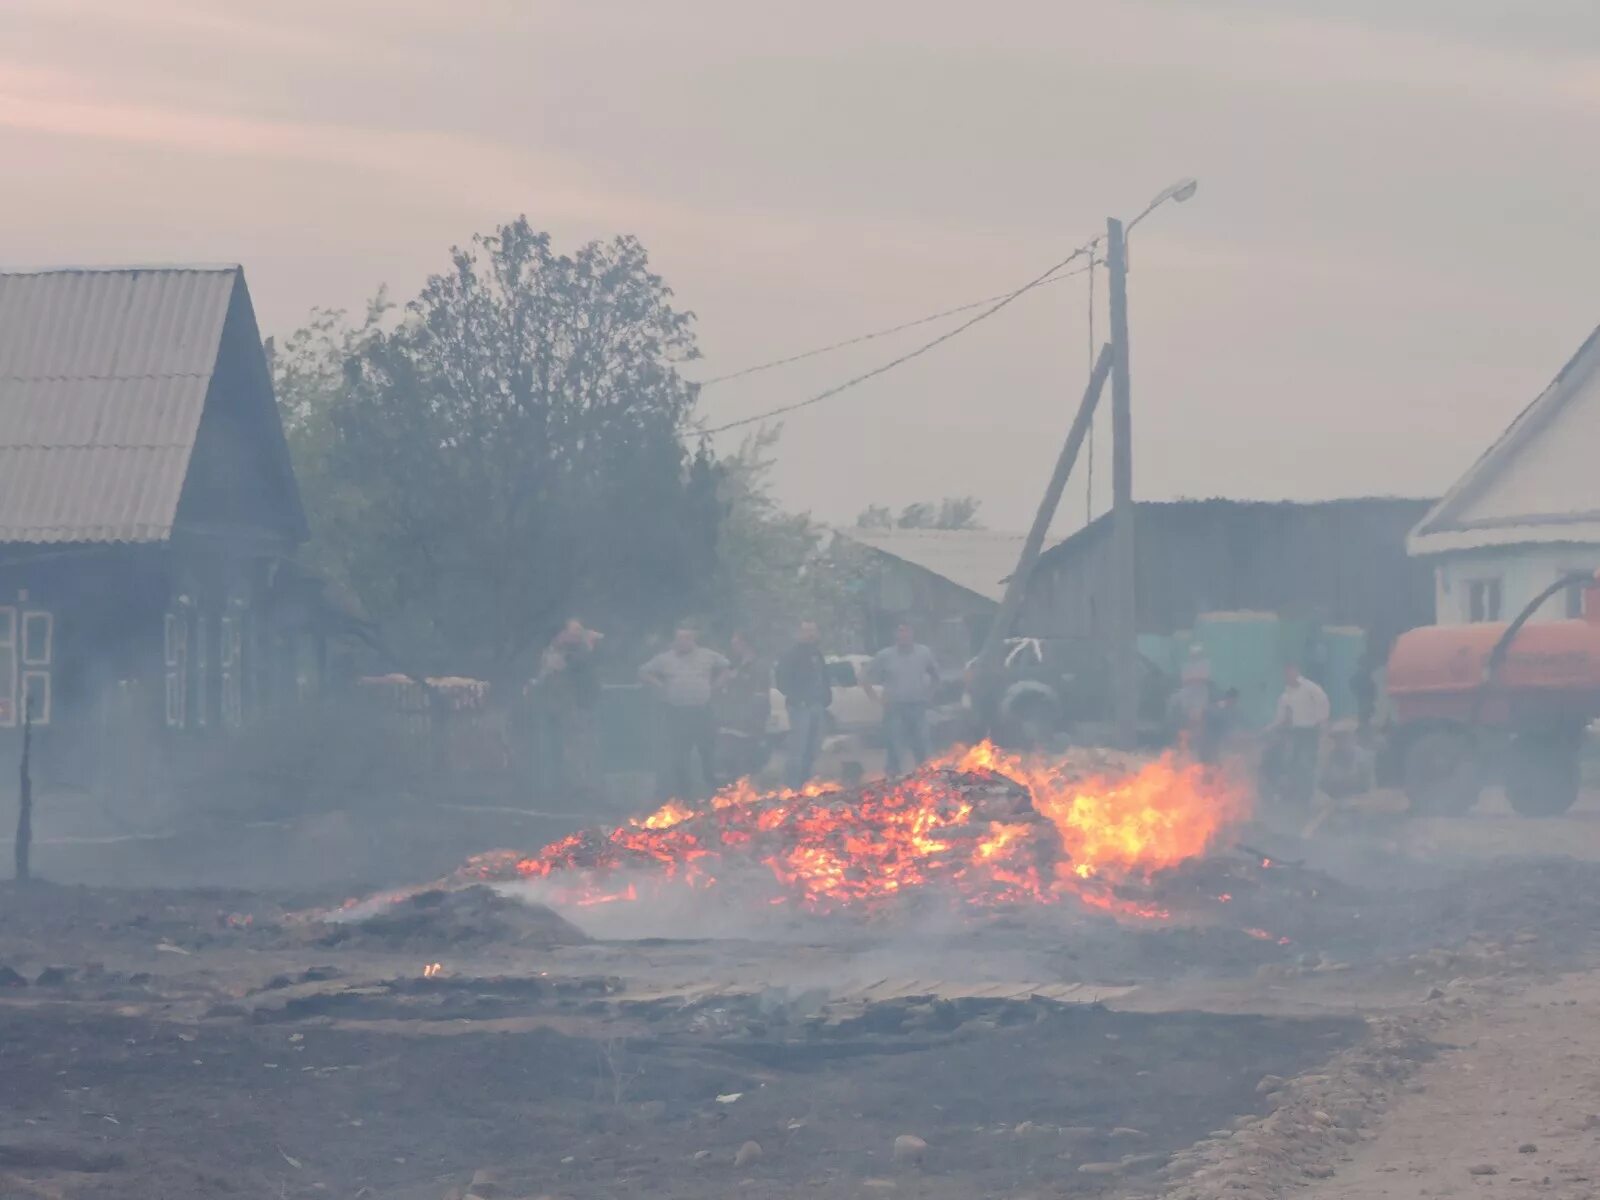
top-left (5, 0), bottom-right (1599, 533)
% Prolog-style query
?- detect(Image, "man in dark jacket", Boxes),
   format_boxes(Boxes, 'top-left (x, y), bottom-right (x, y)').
top-left (775, 620), bottom-right (831, 790)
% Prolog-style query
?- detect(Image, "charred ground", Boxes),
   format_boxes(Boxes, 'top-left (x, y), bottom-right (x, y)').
top-left (3, 827), bottom-right (1600, 1200)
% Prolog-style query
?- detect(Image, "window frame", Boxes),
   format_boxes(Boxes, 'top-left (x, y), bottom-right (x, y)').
top-left (1466, 577), bottom-right (1503, 623)
top-left (0, 606), bottom-right (15, 728)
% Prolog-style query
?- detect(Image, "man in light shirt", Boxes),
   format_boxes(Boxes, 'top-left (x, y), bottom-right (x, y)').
top-left (863, 622), bottom-right (941, 777)
top-left (639, 624), bottom-right (730, 800)
top-left (1272, 662), bottom-right (1330, 808)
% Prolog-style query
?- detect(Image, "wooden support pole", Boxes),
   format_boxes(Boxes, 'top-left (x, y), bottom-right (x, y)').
top-left (972, 343), bottom-right (1115, 693)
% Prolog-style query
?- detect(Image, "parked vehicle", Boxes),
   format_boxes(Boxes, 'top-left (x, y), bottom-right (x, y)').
top-left (1383, 572), bottom-right (1600, 817)
top-left (964, 637), bottom-right (1174, 750)
top-left (767, 655), bottom-right (881, 737)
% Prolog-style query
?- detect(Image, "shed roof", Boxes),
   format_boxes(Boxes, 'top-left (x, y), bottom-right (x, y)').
top-left (0, 264), bottom-right (302, 545)
top-left (1039, 497), bottom-right (1435, 568)
top-left (1410, 325), bottom-right (1600, 556)
top-left (836, 527), bottom-right (1025, 604)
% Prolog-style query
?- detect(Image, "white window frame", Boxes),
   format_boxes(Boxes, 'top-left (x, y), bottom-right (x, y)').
top-left (165, 609), bottom-right (189, 730)
top-left (20, 670), bottom-right (50, 725)
top-left (1467, 577), bottom-right (1503, 623)
top-left (1562, 569), bottom-right (1594, 620)
top-left (20, 610), bottom-right (52, 667)
top-left (193, 611), bottom-right (208, 729)
top-left (0, 606), bottom-right (15, 728)
top-left (220, 612), bottom-right (244, 729)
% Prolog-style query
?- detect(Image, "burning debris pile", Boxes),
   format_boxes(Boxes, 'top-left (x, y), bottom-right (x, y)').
top-left (459, 743), bottom-right (1246, 920)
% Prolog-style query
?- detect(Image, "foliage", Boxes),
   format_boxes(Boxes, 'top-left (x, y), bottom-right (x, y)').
top-left (855, 496), bottom-right (984, 530)
top-left (273, 218), bottom-right (719, 680)
top-left (710, 427), bottom-right (863, 655)
top-left (271, 291), bottom-right (390, 600)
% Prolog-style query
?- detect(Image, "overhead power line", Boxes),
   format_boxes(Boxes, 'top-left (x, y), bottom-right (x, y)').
top-left (699, 247), bottom-right (1099, 437)
top-left (695, 255), bottom-right (1097, 390)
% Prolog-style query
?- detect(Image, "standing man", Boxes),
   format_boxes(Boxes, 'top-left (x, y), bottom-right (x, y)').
top-left (1196, 687), bottom-right (1238, 768)
top-left (1165, 648), bottom-right (1214, 752)
top-left (537, 618), bottom-right (604, 801)
top-left (639, 623), bottom-right (730, 800)
top-left (863, 622), bottom-right (941, 777)
top-left (775, 620), bottom-right (832, 790)
top-left (717, 631), bottom-right (771, 780)
top-left (1271, 662), bottom-right (1330, 809)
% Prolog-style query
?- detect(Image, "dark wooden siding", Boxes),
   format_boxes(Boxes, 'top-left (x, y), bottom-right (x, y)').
top-left (1020, 499), bottom-right (1436, 651)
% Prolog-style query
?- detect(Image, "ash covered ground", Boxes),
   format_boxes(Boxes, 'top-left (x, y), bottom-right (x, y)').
top-left (6, 771), bottom-right (1600, 1200)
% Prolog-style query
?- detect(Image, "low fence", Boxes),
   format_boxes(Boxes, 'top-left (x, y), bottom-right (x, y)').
top-left (352, 676), bottom-right (660, 805)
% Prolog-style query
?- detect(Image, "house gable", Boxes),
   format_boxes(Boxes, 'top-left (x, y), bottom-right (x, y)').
top-left (0, 264), bottom-right (305, 548)
top-left (173, 271), bottom-right (308, 547)
top-left (1410, 325), bottom-right (1600, 556)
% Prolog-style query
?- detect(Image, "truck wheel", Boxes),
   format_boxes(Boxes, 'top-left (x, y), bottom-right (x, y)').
top-left (1403, 730), bottom-right (1481, 816)
top-left (998, 695), bottom-right (1058, 752)
top-left (1505, 733), bottom-right (1581, 818)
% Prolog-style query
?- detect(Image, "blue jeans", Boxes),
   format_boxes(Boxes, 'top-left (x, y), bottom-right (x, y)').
top-left (785, 703), bottom-right (826, 790)
top-left (883, 701), bottom-right (930, 777)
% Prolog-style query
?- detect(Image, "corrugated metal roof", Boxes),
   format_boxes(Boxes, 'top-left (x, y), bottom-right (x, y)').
top-left (836, 527), bottom-right (1026, 603)
top-left (0, 265), bottom-right (239, 544)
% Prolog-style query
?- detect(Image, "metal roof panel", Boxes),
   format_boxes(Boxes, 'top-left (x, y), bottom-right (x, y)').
top-left (0, 266), bottom-right (237, 543)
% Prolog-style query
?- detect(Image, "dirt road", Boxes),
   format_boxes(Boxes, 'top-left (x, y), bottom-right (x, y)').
top-left (1292, 970), bottom-right (1600, 1200)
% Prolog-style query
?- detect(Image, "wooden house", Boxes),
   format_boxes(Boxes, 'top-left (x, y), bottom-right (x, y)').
top-left (0, 264), bottom-right (317, 788)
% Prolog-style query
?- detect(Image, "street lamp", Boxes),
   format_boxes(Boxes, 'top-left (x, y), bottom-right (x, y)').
top-left (1106, 177), bottom-right (1198, 748)
top-left (1129, 177), bottom-right (1200, 231)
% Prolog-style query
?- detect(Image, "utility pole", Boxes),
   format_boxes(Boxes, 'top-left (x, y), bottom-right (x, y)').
top-left (971, 344), bottom-right (1114, 699)
top-left (1106, 217), bottom-right (1137, 749)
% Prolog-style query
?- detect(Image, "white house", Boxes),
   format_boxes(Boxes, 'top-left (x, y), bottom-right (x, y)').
top-left (1409, 325), bottom-right (1600, 625)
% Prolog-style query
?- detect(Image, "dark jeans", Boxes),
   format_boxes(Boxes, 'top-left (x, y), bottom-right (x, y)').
top-left (883, 701), bottom-right (930, 777)
top-left (553, 704), bottom-right (600, 800)
top-left (785, 703), bottom-right (826, 791)
top-left (1283, 727), bottom-right (1321, 808)
top-left (658, 703), bottom-right (717, 801)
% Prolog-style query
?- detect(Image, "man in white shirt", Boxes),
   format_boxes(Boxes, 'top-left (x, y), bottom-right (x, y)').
top-left (1272, 663), bottom-right (1330, 808)
top-left (640, 624), bottom-right (730, 800)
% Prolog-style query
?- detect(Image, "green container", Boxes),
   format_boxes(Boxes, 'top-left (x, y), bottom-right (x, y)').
top-left (1193, 611), bottom-right (1281, 730)
top-left (1137, 633), bottom-right (1177, 679)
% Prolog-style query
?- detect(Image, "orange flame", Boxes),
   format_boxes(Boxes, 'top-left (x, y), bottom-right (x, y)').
top-left (460, 741), bottom-right (1244, 919)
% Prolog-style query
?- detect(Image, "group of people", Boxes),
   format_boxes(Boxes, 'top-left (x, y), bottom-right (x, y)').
top-left (538, 616), bottom-right (944, 804)
top-left (1168, 654), bottom-right (1375, 809)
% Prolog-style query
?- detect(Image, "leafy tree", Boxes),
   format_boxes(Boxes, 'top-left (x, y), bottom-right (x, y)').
top-left (274, 218), bottom-right (719, 681)
top-left (855, 496), bottom-right (984, 530)
top-left (271, 291), bottom-right (390, 602)
top-left (855, 503), bottom-right (893, 529)
top-left (712, 427), bottom-right (862, 654)
top-left (929, 496), bottom-right (983, 530)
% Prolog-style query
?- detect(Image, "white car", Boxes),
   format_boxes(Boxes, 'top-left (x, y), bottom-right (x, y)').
top-left (767, 654), bottom-right (882, 736)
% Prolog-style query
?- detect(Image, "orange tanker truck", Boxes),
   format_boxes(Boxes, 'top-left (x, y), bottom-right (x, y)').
top-left (1384, 570), bottom-right (1600, 817)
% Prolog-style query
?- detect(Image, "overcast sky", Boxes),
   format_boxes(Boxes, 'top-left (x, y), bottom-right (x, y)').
top-left (5, 0), bottom-right (1599, 533)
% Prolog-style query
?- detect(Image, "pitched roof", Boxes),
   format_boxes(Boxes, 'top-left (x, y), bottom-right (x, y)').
top-left (0, 264), bottom-right (302, 545)
top-left (1410, 325), bottom-right (1600, 556)
top-left (1038, 497), bottom-right (1434, 567)
top-left (836, 527), bottom-right (1025, 603)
